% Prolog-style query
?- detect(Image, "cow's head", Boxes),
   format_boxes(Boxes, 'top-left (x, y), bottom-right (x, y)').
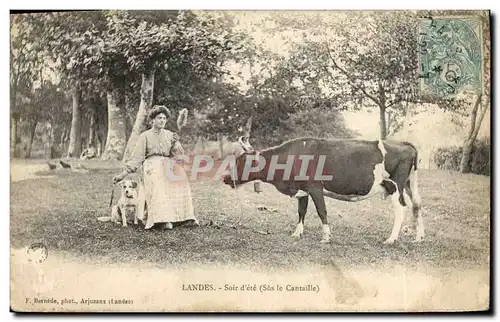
top-left (222, 136), bottom-right (263, 188)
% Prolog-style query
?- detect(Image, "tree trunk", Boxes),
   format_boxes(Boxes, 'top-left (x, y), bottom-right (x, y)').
top-left (96, 106), bottom-right (107, 157)
top-left (10, 115), bottom-right (18, 158)
top-left (79, 112), bottom-right (90, 154)
top-left (49, 124), bottom-right (59, 159)
top-left (460, 93), bottom-right (488, 173)
top-left (60, 128), bottom-right (68, 154)
top-left (123, 66), bottom-right (155, 161)
top-left (401, 102), bottom-right (412, 139)
top-left (96, 137), bottom-right (102, 157)
top-left (80, 137), bottom-right (87, 155)
top-left (101, 87), bottom-right (127, 160)
top-left (11, 68), bottom-right (19, 158)
top-left (67, 86), bottom-right (82, 158)
top-left (25, 119), bottom-right (38, 158)
top-left (95, 117), bottom-right (104, 158)
top-left (460, 138), bottom-right (474, 173)
top-left (88, 109), bottom-right (96, 148)
top-left (124, 95), bottom-right (133, 140)
top-left (378, 105), bottom-right (387, 140)
top-left (244, 115), bottom-right (253, 138)
top-left (60, 129), bottom-right (65, 148)
top-left (217, 133), bottom-right (224, 158)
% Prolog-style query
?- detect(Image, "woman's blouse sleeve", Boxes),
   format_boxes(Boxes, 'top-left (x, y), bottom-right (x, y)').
top-left (124, 133), bottom-right (147, 173)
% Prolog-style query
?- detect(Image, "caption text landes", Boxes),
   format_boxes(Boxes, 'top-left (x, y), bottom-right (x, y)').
top-left (182, 283), bottom-right (320, 293)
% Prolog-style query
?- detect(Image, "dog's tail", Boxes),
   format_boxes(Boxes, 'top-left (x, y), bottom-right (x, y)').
top-left (97, 216), bottom-right (114, 222)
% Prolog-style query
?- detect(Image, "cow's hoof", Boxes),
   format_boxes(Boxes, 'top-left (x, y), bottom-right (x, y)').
top-left (291, 224), bottom-right (304, 238)
top-left (122, 224), bottom-right (127, 228)
top-left (383, 238), bottom-right (396, 245)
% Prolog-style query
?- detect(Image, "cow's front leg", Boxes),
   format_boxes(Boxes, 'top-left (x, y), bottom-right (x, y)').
top-left (120, 207), bottom-right (128, 227)
top-left (309, 187), bottom-right (331, 244)
top-left (384, 191), bottom-right (405, 244)
top-left (292, 195), bottom-right (308, 238)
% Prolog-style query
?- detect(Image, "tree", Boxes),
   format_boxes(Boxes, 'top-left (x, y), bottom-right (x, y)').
top-left (23, 82), bottom-right (67, 157)
top-left (316, 11), bottom-right (420, 140)
top-left (271, 11), bottom-right (490, 143)
top-left (38, 11), bottom-right (143, 160)
top-left (458, 93), bottom-right (489, 173)
top-left (14, 11), bottom-right (249, 160)
top-left (101, 80), bottom-right (127, 160)
top-left (37, 11), bottom-right (110, 158)
top-left (460, 13), bottom-right (490, 173)
top-left (198, 40), bottom-right (355, 148)
top-left (10, 13), bottom-right (47, 157)
top-left (120, 11), bottom-right (248, 161)
top-left (419, 11), bottom-right (491, 174)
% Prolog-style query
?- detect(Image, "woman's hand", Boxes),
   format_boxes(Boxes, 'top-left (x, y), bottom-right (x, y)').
top-left (113, 171), bottom-right (127, 184)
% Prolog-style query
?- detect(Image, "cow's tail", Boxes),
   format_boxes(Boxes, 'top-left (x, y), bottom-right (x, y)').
top-left (403, 141), bottom-right (418, 171)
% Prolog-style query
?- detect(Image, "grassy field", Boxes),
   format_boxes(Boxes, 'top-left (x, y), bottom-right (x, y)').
top-left (10, 158), bottom-right (490, 272)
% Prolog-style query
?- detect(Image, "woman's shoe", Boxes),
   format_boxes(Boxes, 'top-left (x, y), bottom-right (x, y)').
top-left (184, 219), bottom-right (200, 227)
top-left (163, 222), bottom-right (173, 230)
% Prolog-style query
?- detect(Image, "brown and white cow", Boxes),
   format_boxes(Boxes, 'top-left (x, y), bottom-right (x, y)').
top-left (222, 136), bottom-right (423, 244)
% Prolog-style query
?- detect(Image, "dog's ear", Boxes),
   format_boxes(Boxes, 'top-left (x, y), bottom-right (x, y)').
top-left (131, 181), bottom-right (138, 188)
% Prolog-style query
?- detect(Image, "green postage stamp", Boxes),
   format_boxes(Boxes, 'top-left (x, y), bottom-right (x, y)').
top-left (418, 16), bottom-right (483, 97)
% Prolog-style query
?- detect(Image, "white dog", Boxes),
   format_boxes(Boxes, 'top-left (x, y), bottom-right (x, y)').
top-left (98, 180), bottom-right (146, 227)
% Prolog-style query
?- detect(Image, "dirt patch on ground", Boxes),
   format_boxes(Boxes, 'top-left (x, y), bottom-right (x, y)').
top-left (10, 163), bottom-right (55, 182)
top-left (10, 158), bottom-right (122, 182)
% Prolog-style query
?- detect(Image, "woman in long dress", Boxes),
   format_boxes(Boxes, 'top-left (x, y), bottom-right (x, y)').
top-left (112, 105), bottom-right (199, 230)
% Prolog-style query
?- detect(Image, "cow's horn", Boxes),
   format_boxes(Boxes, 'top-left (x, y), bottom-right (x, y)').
top-left (238, 136), bottom-right (253, 152)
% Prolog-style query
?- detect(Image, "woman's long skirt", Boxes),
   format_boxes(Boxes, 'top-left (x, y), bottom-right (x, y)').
top-left (139, 156), bottom-right (196, 229)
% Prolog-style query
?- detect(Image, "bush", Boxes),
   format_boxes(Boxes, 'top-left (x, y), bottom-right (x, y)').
top-left (470, 138), bottom-right (491, 176)
top-left (433, 146), bottom-right (463, 171)
top-left (433, 138), bottom-right (490, 175)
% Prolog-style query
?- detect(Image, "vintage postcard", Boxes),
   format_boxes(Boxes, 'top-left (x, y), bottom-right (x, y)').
top-left (10, 9), bottom-right (491, 312)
